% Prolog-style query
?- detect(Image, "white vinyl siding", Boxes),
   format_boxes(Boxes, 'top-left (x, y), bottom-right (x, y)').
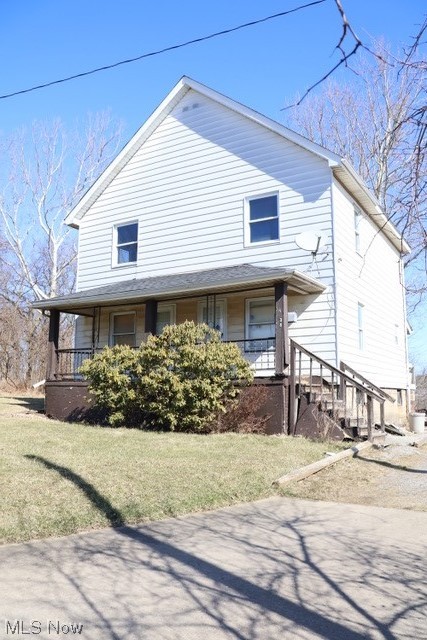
top-left (333, 179), bottom-right (408, 388)
top-left (357, 303), bottom-right (364, 350)
top-left (76, 90), bottom-right (333, 283)
top-left (75, 89), bottom-right (337, 364)
top-left (354, 207), bottom-right (361, 254)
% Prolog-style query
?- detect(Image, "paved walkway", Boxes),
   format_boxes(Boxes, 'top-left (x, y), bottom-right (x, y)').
top-left (1, 497), bottom-right (426, 639)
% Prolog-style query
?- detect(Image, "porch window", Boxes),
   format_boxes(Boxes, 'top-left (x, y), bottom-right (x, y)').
top-left (245, 297), bottom-right (275, 351)
top-left (110, 312), bottom-right (136, 346)
top-left (115, 222), bottom-right (138, 265)
top-left (246, 194), bottom-right (279, 244)
top-left (156, 304), bottom-right (176, 334)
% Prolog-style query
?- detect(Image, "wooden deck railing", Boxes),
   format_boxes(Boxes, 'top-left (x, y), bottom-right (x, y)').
top-left (289, 340), bottom-right (388, 441)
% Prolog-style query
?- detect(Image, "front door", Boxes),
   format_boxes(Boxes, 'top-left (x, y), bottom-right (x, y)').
top-left (198, 298), bottom-right (227, 339)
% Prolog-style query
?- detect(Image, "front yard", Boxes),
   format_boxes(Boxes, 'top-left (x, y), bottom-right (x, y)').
top-left (0, 395), bottom-right (346, 544)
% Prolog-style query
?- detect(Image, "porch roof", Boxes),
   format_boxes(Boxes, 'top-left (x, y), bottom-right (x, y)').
top-left (32, 264), bottom-right (326, 314)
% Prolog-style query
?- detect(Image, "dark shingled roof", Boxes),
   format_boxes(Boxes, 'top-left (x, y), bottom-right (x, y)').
top-left (33, 264), bottom-right (325, 312)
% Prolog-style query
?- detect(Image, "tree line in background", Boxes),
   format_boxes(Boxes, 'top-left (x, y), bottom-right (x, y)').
top-left (0, 11), bottom-right (425, 389)
top-left (0, 115), bottom-right (122, 388)
top-left (286, 29), bottom-right (426, 303)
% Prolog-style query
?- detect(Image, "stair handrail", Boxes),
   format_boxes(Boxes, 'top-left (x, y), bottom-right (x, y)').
top-left (289, 340), bottom-right (385, 402)
top-left (340, 361), bottom-right (395, 403)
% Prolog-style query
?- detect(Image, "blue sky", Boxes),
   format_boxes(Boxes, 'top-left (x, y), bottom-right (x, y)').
top-left (1, 0), bottom-right (425, 368)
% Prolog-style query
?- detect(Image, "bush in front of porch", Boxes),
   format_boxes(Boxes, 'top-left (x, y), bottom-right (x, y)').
top-left (80, 321), bottom-right (254, 432)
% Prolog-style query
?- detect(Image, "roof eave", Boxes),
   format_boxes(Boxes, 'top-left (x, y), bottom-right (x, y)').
top-left (32, 269), bottom-right (326, 313)
top-left (334, 160), bottom-right (411, 255)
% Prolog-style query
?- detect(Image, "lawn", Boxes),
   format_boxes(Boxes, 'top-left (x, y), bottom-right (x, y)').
top-left (0, 395), bottom-right (346, 544)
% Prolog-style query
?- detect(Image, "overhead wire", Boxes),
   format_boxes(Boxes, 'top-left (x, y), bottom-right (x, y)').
top-left (0, 1), bottom-right (325, 101)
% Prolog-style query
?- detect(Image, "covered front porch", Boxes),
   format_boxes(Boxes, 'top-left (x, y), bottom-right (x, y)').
top-left (41, 264), bottom-right (326, 381)
top-left (35, 264), bottom-right (325, 431)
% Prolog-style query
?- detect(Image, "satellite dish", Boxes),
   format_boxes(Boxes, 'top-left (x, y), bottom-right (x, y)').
top-left (295, 230), bottom-right (328, 254)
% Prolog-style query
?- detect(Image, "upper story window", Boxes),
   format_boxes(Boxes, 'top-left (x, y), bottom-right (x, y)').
top-left (110, 312), bottom-right (136, 346)
top-left (354, 207), bottom-right (362, 254)
top-left (246, 194), bottom-right (279, 245)
top-left (115, 222), bottom-right (138, 265)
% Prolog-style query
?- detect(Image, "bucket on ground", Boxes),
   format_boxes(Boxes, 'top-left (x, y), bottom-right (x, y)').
top-left (409, 412), bottom-right (425, 434)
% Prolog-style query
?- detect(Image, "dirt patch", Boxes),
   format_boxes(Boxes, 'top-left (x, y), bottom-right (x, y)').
top-left (282, 440), bottom-right (427, 511)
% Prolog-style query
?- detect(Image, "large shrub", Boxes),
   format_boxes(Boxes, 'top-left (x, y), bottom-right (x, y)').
top-left (80, 321), bottom-right (253, 431)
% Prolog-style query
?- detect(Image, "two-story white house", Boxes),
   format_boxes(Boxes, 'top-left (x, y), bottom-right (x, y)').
top-left (35, 77), bottom-right (411, 437)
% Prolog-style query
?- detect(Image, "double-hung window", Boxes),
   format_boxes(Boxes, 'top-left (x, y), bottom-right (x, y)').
top-left (111, 312), bottom-right (136, 346)
top-left (156, 304), bottom-right (176, 335)
top-left (246, 194), bottom-right (279, 244)
top-left (115, 222), bottom-right (138, 265)
top-left (245, 297), bottom-right (275, 351)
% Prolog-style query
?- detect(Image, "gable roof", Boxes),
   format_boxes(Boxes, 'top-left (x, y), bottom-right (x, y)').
top-left (65, 76), bottom-right (410, 254)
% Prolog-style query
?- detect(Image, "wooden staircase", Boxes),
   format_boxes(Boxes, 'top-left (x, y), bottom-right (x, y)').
top-left (289, 341), bottom-right (394, 442)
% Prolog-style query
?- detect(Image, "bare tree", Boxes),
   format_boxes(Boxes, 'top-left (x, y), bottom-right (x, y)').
top-left (285, 33), bottom-right (426, 300)
top-left (0, 114), bottom-right (122, 387)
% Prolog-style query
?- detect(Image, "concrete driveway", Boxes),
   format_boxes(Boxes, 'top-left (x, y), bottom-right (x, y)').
top-left (1, 497), bottom-right (426, 640)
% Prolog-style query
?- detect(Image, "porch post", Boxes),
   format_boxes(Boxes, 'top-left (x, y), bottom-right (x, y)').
top-left (47, 309), bottom-right (60, 380)
top-left (275, 281), bottom-right (289, 375)
top-left (145, 299), bottom-right (158, 335)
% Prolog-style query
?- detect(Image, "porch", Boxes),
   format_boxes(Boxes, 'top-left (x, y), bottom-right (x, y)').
top-left (34, 264), bottom-right (390, 439)
top-left (40, 264), bottom-right (327, 382)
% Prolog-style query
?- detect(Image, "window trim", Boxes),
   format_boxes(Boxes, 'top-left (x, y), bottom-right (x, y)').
top-left (109, 311), bottom-right (136, 346)
top-left (156, 303), bottom-right (176, 335)
top-left (245, 296), bottom-right (275, 352)
top-left (112, 221), bottom-right (138, 268)
top-left (244, 192), bottom-right (280, 247)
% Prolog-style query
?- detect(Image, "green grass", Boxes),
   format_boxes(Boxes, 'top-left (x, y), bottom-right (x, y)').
top-left (0, 395), bottom-right (346, 544)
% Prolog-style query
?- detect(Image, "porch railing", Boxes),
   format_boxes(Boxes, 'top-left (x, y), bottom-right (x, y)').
top-left (54, 338), bottom-right (277, 380)
top-left (224, 337), bottom-right (276, 373)
top-left (289, 339), bottom-right (389, 440)
top-left (54, 348), bottom-right (103, 380)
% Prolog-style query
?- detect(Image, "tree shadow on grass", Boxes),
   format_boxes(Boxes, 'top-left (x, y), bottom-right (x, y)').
top-left (25, 455), bottom-right (124, 526)
top-left (20, 454), bottom-right (422, 639)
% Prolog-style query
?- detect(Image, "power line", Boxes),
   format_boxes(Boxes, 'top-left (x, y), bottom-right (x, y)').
top-left (0, 1), bottom-right (325, 101)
